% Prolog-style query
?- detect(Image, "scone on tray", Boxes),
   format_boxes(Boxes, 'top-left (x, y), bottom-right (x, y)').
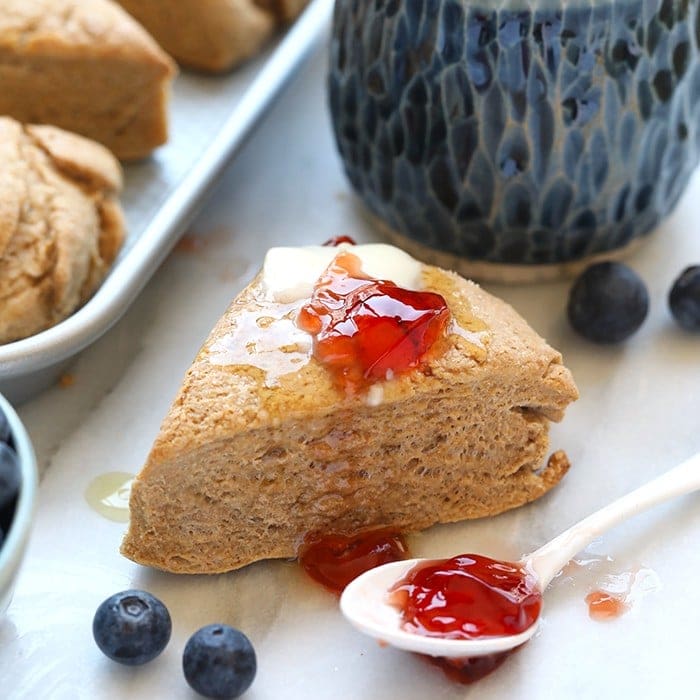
top-left (116, 0), bottom-right (278, 73)
top-left (256, 0), bottom-right (311, 23)
top-left (116, 0), bottom-right (312, 73)
top-left (122, 244), bottom-right (578, 574)
top-left (0, 117), bottom-right (125, 344)
top-left (0, 0), bottom-right (176, 160)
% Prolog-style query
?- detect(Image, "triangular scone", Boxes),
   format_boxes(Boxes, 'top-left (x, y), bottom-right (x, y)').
top-left (117, 0), bottom-right (276, 73)
top-left (0, 0), bottom-right (176, 160)
top-left (0, 117), bottom-right (125, 343)
top-left (122, 245), bottom-right (578, 574)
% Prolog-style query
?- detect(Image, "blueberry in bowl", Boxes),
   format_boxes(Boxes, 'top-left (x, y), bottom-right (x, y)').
top-left (0, 393), bottom-right (38, 615)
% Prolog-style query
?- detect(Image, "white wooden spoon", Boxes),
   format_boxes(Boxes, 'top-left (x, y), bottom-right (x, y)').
top-left (340, 451), bottom-right (700, 658)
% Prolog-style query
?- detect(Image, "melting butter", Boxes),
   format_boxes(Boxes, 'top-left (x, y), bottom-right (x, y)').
top-left (262, 243), bottom-right (423, 303)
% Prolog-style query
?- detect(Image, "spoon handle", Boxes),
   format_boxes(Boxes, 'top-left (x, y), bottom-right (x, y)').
top-left (528, 451), bottom-right (700, 587)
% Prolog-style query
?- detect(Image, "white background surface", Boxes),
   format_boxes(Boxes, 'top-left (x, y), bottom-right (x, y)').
top-left (3, 37), bottom-right (700, 699)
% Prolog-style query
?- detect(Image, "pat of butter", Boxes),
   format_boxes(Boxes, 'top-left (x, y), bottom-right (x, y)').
top-left (262, 243), bottom-right (423, 303)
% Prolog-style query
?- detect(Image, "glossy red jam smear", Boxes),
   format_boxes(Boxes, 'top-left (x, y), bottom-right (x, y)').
top-left (323, 235), bottom-right (356, 246)
top-left (297, 251), bottom-right (450, 394)
top-left (299, 530), bottom-right (408, 595)
top-left (389, 554), bottom-right (542, 639)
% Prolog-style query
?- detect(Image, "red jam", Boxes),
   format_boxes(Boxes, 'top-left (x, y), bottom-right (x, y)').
top-left (425, 650), bottom-right (515, 685)
top-left (299, 530), bottom-right (408, 595)
top-left (585, 590), bottom-right (627, 620)
top-left (300, 540), bottom-right (529, 686)
top-left (389, 554), bottom-right (542, 640)
top-left (297, 251), bottom-right (450, 394)
top-left (323, 235), bottom-right (357, 246)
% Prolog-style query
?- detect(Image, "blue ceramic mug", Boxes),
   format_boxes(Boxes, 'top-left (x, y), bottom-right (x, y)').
top-left (329, 0), bottom-right (700, 278)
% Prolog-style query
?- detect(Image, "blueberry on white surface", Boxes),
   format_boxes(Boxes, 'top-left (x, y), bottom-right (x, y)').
top-left (93, 590), bottom-right (171, 665)
top-left (183, 624), bottom-right (257, 699)
top-left (567, 262), bottom-right (649, 343)
top-left (669, 265), bottom-right (700, 332)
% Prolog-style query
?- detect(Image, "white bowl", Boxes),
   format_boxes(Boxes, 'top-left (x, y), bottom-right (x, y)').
top-left (0, 393), bottom-right (38, 614)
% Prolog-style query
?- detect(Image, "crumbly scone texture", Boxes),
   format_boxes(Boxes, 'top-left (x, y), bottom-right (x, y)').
top-left (122, 264), bottom-right (578, 574)
top-left (0, 117), bottom-right (125, 344)
top-left (0, 0), bottom-right (176, 160)
top-left (117, 0), bottom-right (309, 72)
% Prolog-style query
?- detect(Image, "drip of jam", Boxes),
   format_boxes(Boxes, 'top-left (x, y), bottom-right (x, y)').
top-left (585, 590), bottom-right (627, 620)
top-left (323, 235), bottom-right (356, 246)
top-left (299, 530), bottom-right (408, 595)
top-left (297, 251), bottom-right (450, 394)
top-left (424, 650), bottom-right (515, 685)
top-left (389, 554), bottom-right (542, 639)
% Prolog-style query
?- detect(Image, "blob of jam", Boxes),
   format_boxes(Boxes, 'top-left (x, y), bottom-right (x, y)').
top-left (389, 554), bottom-right (542, 640)
top-left (586, 589), bottom-right (627, 620)
top-left (424, 650), bottom-right (515, 685)
top-left (299, 530), bottom-right (408, 595)
top-left (297, 251), bottom-right (450, 395)
top-left (322, 235), bottom-right (357, 246)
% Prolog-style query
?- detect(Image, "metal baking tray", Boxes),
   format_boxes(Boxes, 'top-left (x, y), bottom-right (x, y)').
top-left (0, 0), bottom-right (333, 405)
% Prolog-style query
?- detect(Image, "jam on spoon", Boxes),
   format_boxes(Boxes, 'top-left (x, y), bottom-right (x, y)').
top-left (341, 452), bottom-right (700, 669)
top-left (300, 533), bottom-right (532, 684)
top-left (297, 250), bottom-right (450, 395)
top-left (389, 554), bottom-right (542, 640)
top-left (388, 554), bottom-right (541, 684)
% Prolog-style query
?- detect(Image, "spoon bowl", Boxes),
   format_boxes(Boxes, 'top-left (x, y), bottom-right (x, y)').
top-left (340, 451), bottom-right (700, 659)
top-left (340, 558), bottom-right (539, 658)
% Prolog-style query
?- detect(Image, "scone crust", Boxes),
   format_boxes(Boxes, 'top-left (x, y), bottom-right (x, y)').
top-left (0, 117), bottom-right (125, 344)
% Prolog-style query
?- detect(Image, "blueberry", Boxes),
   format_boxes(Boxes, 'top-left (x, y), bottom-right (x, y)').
top-left (93, 590), bottom-right (171, 665)
top-left (669, 265), bottom-right (700, 332)
top-left (0, 410), bottom-right (10, 445)
top-left (183, 624), bottom-right (257, 699)
top-left (567, 262), bottom-right (649, 343)
top-left (0, 496), bottom-right (16, 539)
top-left (0, 442), bottom-right (20, 513)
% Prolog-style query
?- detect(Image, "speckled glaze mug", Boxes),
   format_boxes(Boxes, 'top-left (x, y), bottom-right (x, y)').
top-left (328, 0), bottom-right (700, 280)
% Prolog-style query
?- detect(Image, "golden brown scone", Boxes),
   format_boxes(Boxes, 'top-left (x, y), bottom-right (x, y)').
top-left (117, 0), bottom-right (276, 73)
top-left (255, 0), bottom-right (310, 23)
top-left (0, 0), bottom-right (176, 160)
top-left (122, 249), bottom-right (578, 574)
top-left (0, 117), bottom-right (125, 344)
